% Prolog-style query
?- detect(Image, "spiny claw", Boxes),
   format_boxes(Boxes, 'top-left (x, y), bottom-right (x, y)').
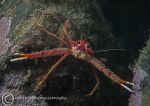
top-left (120, 84), bottom-right (133, 92)
top-left (11, 57), bottom-right (28, 62)
top-left (11, 53), bottom-right (28, 62)
top-left (126, 81), bottom-right (134, 86)
top-left (12, 52), bottom-right (25, 55)
top-left (13, 53), bottom-right (25, 56)
top-left (119, 80), bottom-right (134, 92)
top-left (119, 80), bottom-right (134, 86)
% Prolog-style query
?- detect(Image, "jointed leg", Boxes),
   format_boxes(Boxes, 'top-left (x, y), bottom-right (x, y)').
top-left (34, 53), bottom-right (70, 91)
top-left (86, 68), bottom-right (100, 96)
top-left (59, 33), bottom-right (66, 46)
top-left (11, 48), bottom-right (68, 62)
top-left (34, 22), bottom-right (69, 46)
top-left (63, 20), bottom-right (73, 45)
top-left (86, 57), bottom-right (134, 92)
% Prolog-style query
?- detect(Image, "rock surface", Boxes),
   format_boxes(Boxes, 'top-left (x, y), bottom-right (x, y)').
top-left (0, 0), bottom-right (149, 106)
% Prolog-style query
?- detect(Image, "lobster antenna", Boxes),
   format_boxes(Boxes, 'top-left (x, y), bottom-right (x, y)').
top-left (94, 49), bottom-right (128, 53)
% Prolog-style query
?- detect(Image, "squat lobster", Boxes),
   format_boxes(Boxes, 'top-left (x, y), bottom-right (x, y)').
top-left (11, 20), bottom-right (134, 96)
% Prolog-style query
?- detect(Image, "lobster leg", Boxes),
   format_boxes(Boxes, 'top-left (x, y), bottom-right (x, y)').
top-left (34, 22), bottom-right (69, 46)
top-left (86, 57), bottom-right (134, 92)
top-left (35, 53), bottom-right (70, 91)
top-left (63, 20), bottom-right (73, 45)
top-left (86, 68), bottom-right (100, 96)
top-left (11, 48), bottom-right (68, 61)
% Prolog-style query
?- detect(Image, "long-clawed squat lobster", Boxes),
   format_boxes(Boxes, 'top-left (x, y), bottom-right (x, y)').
top-left (11, 20), bottom-right (134, 96)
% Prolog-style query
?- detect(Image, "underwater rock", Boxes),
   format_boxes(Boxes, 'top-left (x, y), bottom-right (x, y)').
top-left (130, 38), bottom-right (150, 106)
top-left (1, 0), bottom-right (150, 106)
top-left (0, 16), bottom-right (12, 56)
top-left (0, 73), bottom-right (48, 106)
top-left (129, 68), bottom-right (148, 106)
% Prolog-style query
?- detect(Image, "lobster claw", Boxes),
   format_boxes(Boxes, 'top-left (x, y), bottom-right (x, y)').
top-left (119, 80), bottom-right (134, 92)
top-left (11, 53), bottom-right (28, 62)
